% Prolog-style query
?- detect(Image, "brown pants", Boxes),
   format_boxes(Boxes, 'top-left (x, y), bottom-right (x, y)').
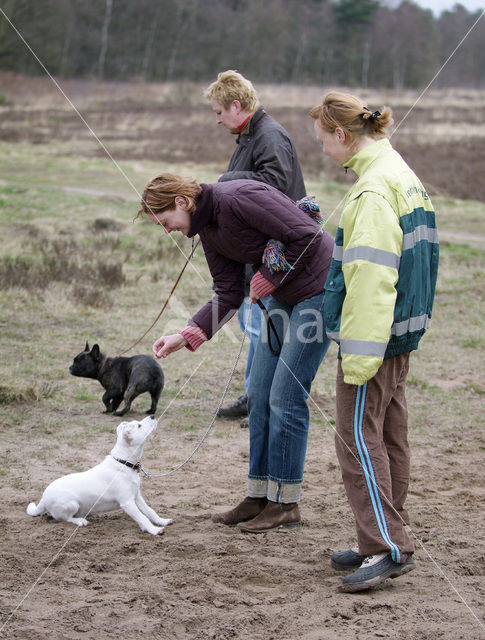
top-left (335, 353), bottom-right (415, 561)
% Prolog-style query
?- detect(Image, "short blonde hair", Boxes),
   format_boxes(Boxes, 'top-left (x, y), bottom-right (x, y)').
top-left (310, 91), bottom-right (393, 143)
top-left (204, 70), bottom-right (260, 111)
top-left (137, 173), bottom-right (202, 219)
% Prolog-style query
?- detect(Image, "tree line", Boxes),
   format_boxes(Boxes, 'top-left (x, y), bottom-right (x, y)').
top-left (0, 0), bottom-right (484, 88)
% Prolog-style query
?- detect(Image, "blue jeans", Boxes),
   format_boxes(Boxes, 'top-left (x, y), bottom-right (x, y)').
top-left (247, 292), bottom-right (330, 503)
top-left (237, 296), bottom-right (267, 394)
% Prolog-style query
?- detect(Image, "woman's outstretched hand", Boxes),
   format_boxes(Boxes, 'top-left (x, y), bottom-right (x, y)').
top-left (152, 333), bottom-right (188, 359)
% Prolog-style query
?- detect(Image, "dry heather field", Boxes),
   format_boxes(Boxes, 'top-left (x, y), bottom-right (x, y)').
top-left (0, 73), bottom-right (484, 639)
top-left (1, 72), bottom-right (485, 202)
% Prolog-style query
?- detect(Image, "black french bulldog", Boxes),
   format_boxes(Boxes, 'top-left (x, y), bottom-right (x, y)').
top-left (69, 342), bottom-right (164, 417)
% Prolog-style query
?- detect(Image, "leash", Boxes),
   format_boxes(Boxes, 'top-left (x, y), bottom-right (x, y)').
top-left (118, 238), bottom-right (201, 356)
top-left (256, 299), bottom-right (282, 356)
top-left (139, 304), bottom-right (252, 479)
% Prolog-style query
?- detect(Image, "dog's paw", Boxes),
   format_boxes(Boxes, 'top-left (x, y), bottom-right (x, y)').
top-left (70, 517), bottom-right (89, 527)
top-left (156, 518), bottom-right (173, 527)
top-left (147, 526), bottom-right (165, 535)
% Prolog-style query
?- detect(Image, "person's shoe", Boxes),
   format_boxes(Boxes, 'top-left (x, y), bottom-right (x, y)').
top-left (331, 547), bottom-right (365, 572)
top-left (239, 417), bottom-right (249, 428)
top-left (341, 553), bottom-right (416, 592)
top-left (238, 501), bottom-right (301, 533)
top-left (211, 497), bottom-right (267, 525)
top-left (217, 394), bottom-right (248, 418)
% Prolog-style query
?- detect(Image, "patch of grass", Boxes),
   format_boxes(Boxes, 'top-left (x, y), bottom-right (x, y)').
top-left (406, 375), bottom-right (440, 393)
top-left (0, 236), bottom-right (127, 307)
top-left (462, 336), bottom-right (485, 349)
top-left (469, 382), bottom-right (485, 395)
top-left (174, 421), bottom-right (198, 432)
top-left (440, 242), bottom-right (483, 264)
top-left (31, 448), bottom-right (58, 462)
top-left (213, 428), bottom-right (236, 439)
top-left (0, 382), bottom-right (57, 405)
top-left (34, 419), bottom-right (66, 434)
top-left (71, 284), bottom-right (114, 308)
top-left (0, 185), bottom-right (28, 195)
top-left (65, 433), bottom-right (89, 448)
top-left (73, 389), bottom-right (99, 403)
top-left (93, 217), bottom-right (124, 232)
top-left (90, 421), bottom-right (116, 434)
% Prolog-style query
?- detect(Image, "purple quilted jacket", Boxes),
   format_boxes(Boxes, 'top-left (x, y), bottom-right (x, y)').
top-left (187, 180), bottom-right (333, 339)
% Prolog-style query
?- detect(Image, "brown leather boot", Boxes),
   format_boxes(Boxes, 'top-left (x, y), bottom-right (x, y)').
top-left (212, 497), bottom-right (268, 525)
top-left (237, 500), bottom-right (301, 533)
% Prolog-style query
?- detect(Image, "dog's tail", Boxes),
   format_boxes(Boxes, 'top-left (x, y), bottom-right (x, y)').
top-left (27, 501), bottom-right (45, 516)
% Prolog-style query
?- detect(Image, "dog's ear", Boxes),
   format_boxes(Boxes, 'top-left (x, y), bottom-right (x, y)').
top-left (91, 344), bottom-right (100, 359)
top-left (84, 341), bottom-right (89, 352)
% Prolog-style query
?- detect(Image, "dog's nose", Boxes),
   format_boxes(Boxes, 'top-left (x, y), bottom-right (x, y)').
top-left (149, 415), bottom-right (155, 420)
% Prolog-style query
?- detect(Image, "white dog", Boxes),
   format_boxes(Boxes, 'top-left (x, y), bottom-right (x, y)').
top-left (27, 415), bottom-right (172, 535)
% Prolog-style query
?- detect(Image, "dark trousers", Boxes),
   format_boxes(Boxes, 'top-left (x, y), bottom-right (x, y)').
top-left (335, 353), bottom-right (415, 562)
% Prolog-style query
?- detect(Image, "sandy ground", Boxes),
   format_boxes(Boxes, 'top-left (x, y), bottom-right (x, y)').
top-left (1, 394), bottom-right (484, 640)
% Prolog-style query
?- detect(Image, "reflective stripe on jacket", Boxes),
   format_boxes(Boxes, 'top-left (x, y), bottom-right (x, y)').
top-left (324, 138), bottom-right (439, 385)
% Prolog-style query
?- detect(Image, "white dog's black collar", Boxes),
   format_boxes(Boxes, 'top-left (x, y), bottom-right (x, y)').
top-left (112, 456), bottom-right (141, 473)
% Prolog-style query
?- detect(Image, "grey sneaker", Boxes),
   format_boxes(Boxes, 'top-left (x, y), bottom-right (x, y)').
top-left (331, 547), bottom-right (365, 571)
top-left (342, 553), bottom-right (416, 592)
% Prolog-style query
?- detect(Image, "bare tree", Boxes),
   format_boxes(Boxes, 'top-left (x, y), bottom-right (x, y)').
top-left (166, 0), bottom-right (200, 82)
top-left (97, 0), bottom-right (112, 79)
top-left (59, 0), bottom-right (76, 77)
top-left (141, 1), bottom-right (161, 80)
top-left (361, 39), bottom-right (371, 88)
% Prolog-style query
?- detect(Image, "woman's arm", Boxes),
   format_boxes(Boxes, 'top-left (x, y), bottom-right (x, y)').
top-left (339, 192), bottom-right (403, 385)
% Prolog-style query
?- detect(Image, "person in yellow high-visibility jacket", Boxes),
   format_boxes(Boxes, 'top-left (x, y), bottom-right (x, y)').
top-left (311, 92), bottom-right (439, 593)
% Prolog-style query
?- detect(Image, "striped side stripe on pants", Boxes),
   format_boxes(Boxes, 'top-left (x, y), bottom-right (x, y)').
top-left (353, 383), bottom-right (401, 563)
